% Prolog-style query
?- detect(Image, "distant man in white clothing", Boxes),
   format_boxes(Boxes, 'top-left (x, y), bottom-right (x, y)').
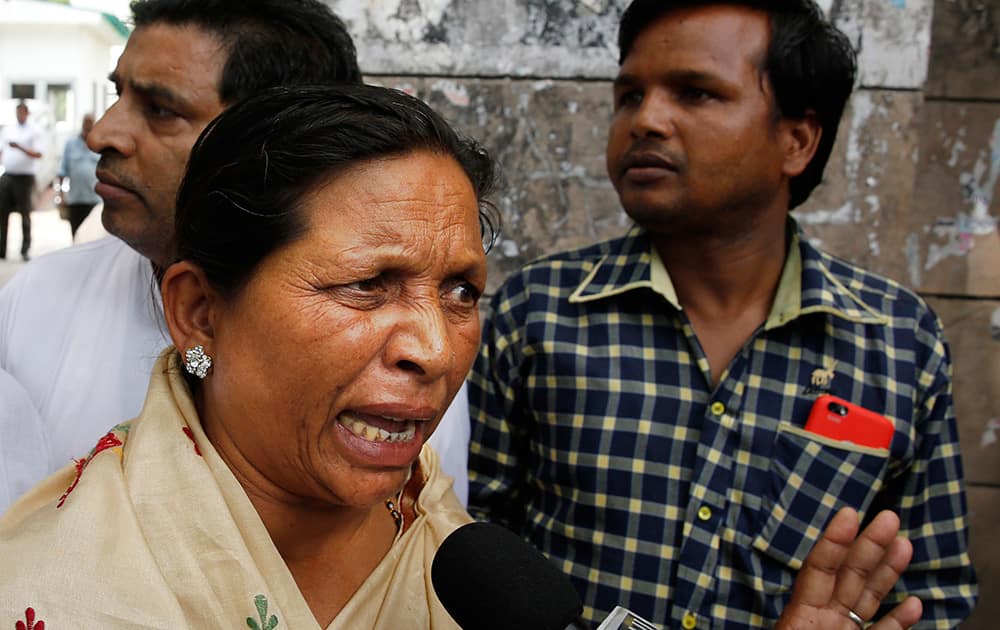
top-left (0, 102), bottom-right (44, 261)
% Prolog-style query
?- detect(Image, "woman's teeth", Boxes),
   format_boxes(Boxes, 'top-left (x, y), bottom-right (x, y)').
top-left (340, 414), bottom-right (416, 443)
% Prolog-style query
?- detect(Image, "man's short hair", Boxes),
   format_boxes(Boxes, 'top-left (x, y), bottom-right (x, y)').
top-left (129, 0), bottom-right (362, 104)
top-left (618, 0), bottom-right (857, 209)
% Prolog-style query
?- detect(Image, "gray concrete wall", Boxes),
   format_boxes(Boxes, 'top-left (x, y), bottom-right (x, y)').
top-left (332, 0), bottom-right (932, 85)
top-left (920, 2), bottom-right (1000, 626)
top-left (329, 1), bottom-right (998, 623)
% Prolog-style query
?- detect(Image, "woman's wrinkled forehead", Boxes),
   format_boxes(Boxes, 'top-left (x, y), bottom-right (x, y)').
top-left (300, 152), bottom-right (481, 239)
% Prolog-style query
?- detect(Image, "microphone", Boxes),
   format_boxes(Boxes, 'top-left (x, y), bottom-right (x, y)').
top-left (431, 521), bottom-right (663, 630)
top-left (431, 521), bottom-right (587, 629)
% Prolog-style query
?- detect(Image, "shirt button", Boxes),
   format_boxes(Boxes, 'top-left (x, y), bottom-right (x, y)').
top-left (710, 401), bottom-right (725, 416)
top-left (697, 506), bottom-right (712, 521)
top-left (682, 612), bottom-right (698, 629)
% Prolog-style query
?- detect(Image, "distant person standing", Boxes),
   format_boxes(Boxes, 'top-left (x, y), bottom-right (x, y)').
top-left (0, 102), bottom-right (44, 261)
top-left (57, 113), bottom-right (100, 238)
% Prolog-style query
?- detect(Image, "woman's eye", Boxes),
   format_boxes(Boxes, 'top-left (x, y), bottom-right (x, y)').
top-left (446, 281), bottom-right (481, 306)
top-left (347, 276), bottom-right (383, 292)
top-left (323, 275), bottom-right (390, 310)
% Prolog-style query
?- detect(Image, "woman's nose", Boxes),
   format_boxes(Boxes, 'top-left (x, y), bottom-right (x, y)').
top-left (386, 304), bottom-right (453, 381)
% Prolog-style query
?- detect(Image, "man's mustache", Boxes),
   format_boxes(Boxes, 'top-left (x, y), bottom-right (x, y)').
top-left (96, 155), bottom-right (161, 194)
top-left (619, 139), bottom-right (684, 173)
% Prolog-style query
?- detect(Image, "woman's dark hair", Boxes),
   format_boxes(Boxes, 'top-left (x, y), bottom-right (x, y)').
top-left (130, 0), bottom-right (361, 103)
top-left (618, 0), bottom-right (857, 209)
top-left (172, 84), bottom-right (499, 297)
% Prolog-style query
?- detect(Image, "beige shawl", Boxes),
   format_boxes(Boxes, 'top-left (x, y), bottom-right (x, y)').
top-left (0, 350), bottom-right (470, 628)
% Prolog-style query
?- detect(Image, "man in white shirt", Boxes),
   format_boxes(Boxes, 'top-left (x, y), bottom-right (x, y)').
top-left (0, 102), bottom-right (44, 261)
top-left (0, 0), bottom-right (474, 513)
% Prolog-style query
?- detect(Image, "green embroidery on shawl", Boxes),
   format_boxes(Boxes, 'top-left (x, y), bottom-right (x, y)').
top-left (246, 594), bottom-right (279, 630)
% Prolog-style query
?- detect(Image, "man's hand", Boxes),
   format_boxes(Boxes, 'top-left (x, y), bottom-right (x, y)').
top-left (7, 141), bottom-right (40, 158)
top-left (775, 507), bottom-right (922, 630)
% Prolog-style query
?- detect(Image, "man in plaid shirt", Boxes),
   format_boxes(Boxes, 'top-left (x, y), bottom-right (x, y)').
top-left (467, 1), bottom-right (978, 628)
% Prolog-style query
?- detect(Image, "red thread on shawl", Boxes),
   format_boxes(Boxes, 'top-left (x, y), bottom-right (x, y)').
top-left (92, 431), bottom-right (124, 454)
top-left (56, 430), bottom-right (124, 509)
top-left (56, 459), bottom-right (86, 509)
top-left (15, 607), bottom-right (45, 630)
top-left (182, 427), bottom-right (203, 456)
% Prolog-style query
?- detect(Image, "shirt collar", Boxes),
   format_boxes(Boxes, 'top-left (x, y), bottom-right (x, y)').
top-left (772, 222), bottom-right (889, 327)
top-left (569, 225), bottom-right (680, 306)
top-left (569, 220), bottom-right (889, 327)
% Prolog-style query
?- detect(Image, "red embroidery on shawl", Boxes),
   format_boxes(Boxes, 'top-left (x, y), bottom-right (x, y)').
top-left (15, 607), bottom-right (45, 630)
top-left (56, 429), bottom-right (124, 509)
top-left (56, 458), bottom-right (86, 508)
top-left (182, 427), bottom-right (203, 456)
top-left (92, 431), bottom-right (124, 454)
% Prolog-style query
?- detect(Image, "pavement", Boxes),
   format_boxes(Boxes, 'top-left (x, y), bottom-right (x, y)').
top-left (0, 206), bottom-right (75, 287)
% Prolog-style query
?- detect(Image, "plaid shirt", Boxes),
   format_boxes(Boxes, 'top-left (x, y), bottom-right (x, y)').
top-left (468, 222), bottom-right (977, 629)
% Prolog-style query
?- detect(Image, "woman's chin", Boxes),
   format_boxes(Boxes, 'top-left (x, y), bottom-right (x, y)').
top-left (324, 469), bottom-right (412, 511)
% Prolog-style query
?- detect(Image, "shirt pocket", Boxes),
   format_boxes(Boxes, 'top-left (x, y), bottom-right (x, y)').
top-left (750, 424), bottom-right (890, 595)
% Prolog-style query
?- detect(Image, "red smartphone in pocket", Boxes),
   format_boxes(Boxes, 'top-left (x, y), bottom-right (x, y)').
top-left (804, 395), bottom-right (894, 449)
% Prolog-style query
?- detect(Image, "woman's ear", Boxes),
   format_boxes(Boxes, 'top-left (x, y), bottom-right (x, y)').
top-left (160, 261), bottom-right (218, 355)
top-left (780, 110), bottom-right (822, 179)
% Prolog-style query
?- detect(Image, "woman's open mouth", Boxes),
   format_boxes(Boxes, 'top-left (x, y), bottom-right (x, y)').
top-left (338, 412), bottom-right (418, 444)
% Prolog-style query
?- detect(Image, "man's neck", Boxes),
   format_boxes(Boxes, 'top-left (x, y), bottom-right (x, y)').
top-left (651, 213), bottom-right (790, 386)
top-left (658, 234), bottom-right (786, 313)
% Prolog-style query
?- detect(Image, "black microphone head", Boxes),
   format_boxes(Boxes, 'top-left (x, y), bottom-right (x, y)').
top-left (432, 521), bottom-right (584, 630)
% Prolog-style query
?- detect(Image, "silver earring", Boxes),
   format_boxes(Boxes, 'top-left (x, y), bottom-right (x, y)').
top-left (184, 345), bottom-right (213, 379)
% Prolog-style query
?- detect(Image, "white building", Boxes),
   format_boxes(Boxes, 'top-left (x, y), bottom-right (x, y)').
top-left (0, 0), bottom-right (128, 184)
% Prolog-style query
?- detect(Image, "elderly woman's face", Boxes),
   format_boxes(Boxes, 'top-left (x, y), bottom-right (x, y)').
top-left (204, 151), bottom-right (486, 508)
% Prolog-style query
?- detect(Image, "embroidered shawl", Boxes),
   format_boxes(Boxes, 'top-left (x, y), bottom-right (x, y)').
top-left (0, 350), bottom-right (469, 628)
